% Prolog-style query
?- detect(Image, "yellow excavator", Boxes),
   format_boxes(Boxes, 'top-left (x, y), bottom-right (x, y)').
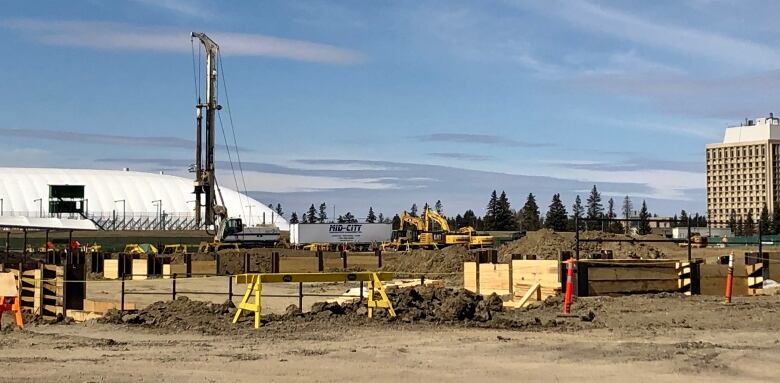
top-left (424, 208), bottom-right (494, 248)
top-left (388, 211), bottom-right (438, 250)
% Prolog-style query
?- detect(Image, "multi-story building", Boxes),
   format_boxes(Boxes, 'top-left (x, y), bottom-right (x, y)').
top-left (706, 114), bottom-right (780, 224)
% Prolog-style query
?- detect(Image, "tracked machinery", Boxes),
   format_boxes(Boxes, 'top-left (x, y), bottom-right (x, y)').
top-left (191, 33), bottom-right (280, 249)
top-left (387, 207), bottom-right (494, 250)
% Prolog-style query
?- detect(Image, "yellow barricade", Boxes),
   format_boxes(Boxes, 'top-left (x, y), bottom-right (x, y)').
top-left (233, 272), bottom-right (396, 328)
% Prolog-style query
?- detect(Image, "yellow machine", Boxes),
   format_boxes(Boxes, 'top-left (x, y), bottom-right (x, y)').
top-left (123, 243), bottom-right (158, 255)
top-left (678, 232), bottom-right (708, 248)
top-left (423, 208), bottom-right (470, 246)
top-left (303, 243), bottom-right (332, 252)
top-left (387, 211), bottom-right (438, 250)
top-left (161, 244), bottom-right (191, 255)
top-left (457, 226), bottom-right (495, 248)
top-left (198, 241), bottom-right (240, 253)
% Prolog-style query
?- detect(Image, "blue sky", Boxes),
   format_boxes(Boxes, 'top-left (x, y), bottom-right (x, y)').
top-left (1, 0), bottom-right (774, 219)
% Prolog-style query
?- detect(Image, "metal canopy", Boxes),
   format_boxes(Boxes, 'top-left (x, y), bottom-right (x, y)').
top-left (0, 217), bottom-right (98, 231)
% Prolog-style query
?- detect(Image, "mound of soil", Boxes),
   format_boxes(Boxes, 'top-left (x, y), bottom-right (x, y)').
top-left (381, 246), bottom-right (471, 275)
top-left (101, 296), bottom-right (236, 334)
top-left (498, 229), bottom-right (667, 261)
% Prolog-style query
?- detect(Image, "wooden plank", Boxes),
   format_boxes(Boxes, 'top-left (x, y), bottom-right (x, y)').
top-left (191, 260), bottom-right (216, 275)
top-left (478, 263), bottom-right (510, 295)
top-left (463, 262), bottom-right (477, 292)
top-left (131, 259), bottom-right (148, 280)
top-left (587, 266), bottom-right (678, 281)
top-left (162, 264), bottom-right (171, 279)
top-left (511, 260), bottom-right (558, 288)
top-left (588, 279), bottom-right (679, 295)
top-left (104, 259), bottom-right (119, 279)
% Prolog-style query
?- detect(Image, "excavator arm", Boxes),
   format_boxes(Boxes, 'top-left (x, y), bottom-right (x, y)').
top-left (423, 207), bottom-right (450, 232)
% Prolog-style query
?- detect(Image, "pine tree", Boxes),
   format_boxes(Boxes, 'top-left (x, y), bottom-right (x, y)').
top-left (435, 200), bottom-right (443, 214)
top-left (744, 210), bottom-right (755, 236)
top-left (728, 210), bottom-right (737, 235)
top-left (736, 217), bottom-right (744, 236)
top-left (606, 198), bottom-right (623, 233)
top-left (377, 212), bottom-right (385, 223)
top-left (306, 204), bottom-right (317, 224)
top-left (392, 214), bottom-right (401, 230)
top-left (544, 193), bottom-right (568, 231)
top-left (495, 191), bottom-right (516, 230)
top-left (570, 195), bottom-right (584, 230)
top-left (463, 209), bottom-right (478, 229)
top-left (274, 203), bottom-right (283, 217)
top-left (338, 212), bottom-right (357, 224)
top-left (760, 204), bottom-right (770, 234)
top-left (289, 212), bottom-right (299, 224)
top-left (772, 208), bottom-right (780, 235)
top-left (410, 203), bottom-right (418, 217)
top-left (519, 193), bottom-right (541, 231)
top-left (366, 207), bottom-right (377, 223)
top-left (484, 191), bottom-right (499, 230)
top-left (318, 203), bottom-right (328, 223)
top-left (586, 185), bottom-right (603, 219)
top-left (638, 200), bottom-right (651, 235)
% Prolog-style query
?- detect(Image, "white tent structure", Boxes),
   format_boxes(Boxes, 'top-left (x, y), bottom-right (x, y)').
top-left (0, 167), bottom-right (288, 231)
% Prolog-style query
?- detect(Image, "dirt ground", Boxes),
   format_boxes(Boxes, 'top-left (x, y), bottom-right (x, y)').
top-left (2, 292), bottom-right (780, 382)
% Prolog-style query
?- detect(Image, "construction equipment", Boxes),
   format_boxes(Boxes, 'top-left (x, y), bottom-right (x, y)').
top-left (678, 232), bottom-right (708, 248)
top-left (198, 241), bottom-right (240, 253)
top-left (123, 243), bottom-right (158, 255)
top-left (161, 244), bottom-right (191, 255)
top-left (424, 208), bottom-right (494, 248)
top-left (390, 211), bottom-right (437, 250)
top-left (191, 32), bottom-right (281, 249)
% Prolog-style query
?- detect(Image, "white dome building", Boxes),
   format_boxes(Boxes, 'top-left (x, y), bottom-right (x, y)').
top-left (0, 167), bottom-right (288, 231)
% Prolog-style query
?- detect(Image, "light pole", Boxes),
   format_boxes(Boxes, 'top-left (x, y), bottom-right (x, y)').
top-left (152, 200), bottom-right (162, 230)
top-left (245, 205), bottom-right (253, 226)
top-left (34, 198), bottom-right (43, 217)
top-left (0, 198), bottom-right (3, 216)
top-left (114, 200), bottom-right (126, 230)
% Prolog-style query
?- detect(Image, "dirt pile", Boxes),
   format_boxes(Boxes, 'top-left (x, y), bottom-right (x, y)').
top-left (381, 246), bottom-right (470, 275)
top-left (498, 229), bottom-right (667, 261)
top-left (217, 250), bottom-right (272, 274)
top-left (101, 296), bottom-right (236, 334)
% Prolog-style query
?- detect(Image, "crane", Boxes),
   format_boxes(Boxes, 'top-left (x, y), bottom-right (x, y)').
top-left (191, 32), bottom-right (279, 248)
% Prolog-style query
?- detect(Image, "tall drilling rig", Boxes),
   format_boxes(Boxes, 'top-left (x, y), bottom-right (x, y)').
top-left (191, 32), bottom-right (221, 229)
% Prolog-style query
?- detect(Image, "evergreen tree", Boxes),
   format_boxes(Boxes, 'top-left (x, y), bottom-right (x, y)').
top-left (435, 200), bottom-right (443, 214)
top-left (679, 210), bottom-right (689, 227)
top-left (410, 203), bottom-right (418, 217)
top-left (275, 203), bottom-right (283, 217)
top-left (638, 200), bottom-right (651, 235)
top-left (495, 191), bottom-right (516, 230)
top-left (606, 198), bottom-right (623, 233)
top-left (338, 212), bottom-right (357, 223)
top-left (760, 204), bottom-right (770, 234)
top-left (463, 209), bottom-right (478, 229)
top-left (392, 214), bottom-right (401, 230)
top-left (671, 214), bottom-right (678, 228)
top-left (586, 185), bottom-right (603, 219)
top-left (306, 204), bottom-right (317, 224)
top-left (744, 210), bottom-right (755, 236)
top-left (366, 207), bottom-right (377, 223)
top-left (728, 210), bottom-right (737, 235)
top-left (570, 195), bottom-right (584, 230)
top-left (544, 193), bottom-right (568, 231)
top-left (519, 193), bottom-right (541, 231)
top-left (318, 203), bottom-right (328, 223)
top-left (377, 212), bottom-right (385, 223)
top-left (484, 191), bottom-right (499, 230)
top-left (621, 195), bottom-right (633, 234)
top-left (773, 208), bottom-right (780, 235)
top-left (736, 217), bottom-right (744, 236)
top-left (289, 212), bottom-right (299, 224)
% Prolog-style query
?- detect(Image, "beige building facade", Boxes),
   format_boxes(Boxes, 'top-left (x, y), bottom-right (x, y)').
top-left (706, 115), bottom-right (780, 224)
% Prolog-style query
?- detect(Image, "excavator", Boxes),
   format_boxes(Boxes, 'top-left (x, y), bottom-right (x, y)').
top-left (423, 208), bottom-right (494, 248)
top-left (386, 211), bottom-right (438, 250)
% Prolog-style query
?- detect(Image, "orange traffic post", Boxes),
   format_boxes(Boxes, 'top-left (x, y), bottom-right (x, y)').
top-left (0, 272), bottom-right (24, 329)
top-left (563, 258), bottom-right (575, 314)
top-left (724, 251), bottom-right (734, 304)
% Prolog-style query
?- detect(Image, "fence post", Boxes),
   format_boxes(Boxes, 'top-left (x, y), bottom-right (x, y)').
top-left (185, 254), bottom-right (192, 278)
top-left (474, 252), bottom-right (480, 295)
top-left (575, 215), bottom-right (580, 261)
top-left (298, 282), bottom-right (304, 310)
top-left (244, 253), bottom-right (250, 273)
top-left (759, 218), bottom-right (763, 262)
top-left (120, 274), bottom-right (125, 313)
top-left (376, 249), bottom-right (382, 268)
top-left (317, 250), bottom-right (324, 272)
top-left (215, 252), bottom-right (221, 275)
top-left (687, 218), bottom-right (692, 262)
top-left (272, 252), bottom-right (280, 273)
top-left (172, 273), bottom-right (177, 300)
top-left (360, 281), bottom-right (364, 302)
top-left (228, 273), bottom-right (233, 302)
top-left (341, 250), bottom-right (348, 270)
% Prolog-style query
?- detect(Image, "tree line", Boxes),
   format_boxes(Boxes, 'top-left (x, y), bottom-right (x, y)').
top-left (284, 202), bottom-right (391, 225)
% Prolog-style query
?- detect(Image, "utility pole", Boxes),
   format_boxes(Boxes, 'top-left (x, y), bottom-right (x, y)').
top-left (34, 198), bottom-right (42, 218)
top-left (152, 200), bottom-right (162, 230)
top-left (192, 32), bottom-right (220, 228)
top-left (245, 205), bottom-right (253, 226)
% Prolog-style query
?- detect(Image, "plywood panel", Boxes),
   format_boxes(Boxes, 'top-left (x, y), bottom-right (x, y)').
top-left (104, 259), bottom-right (119, 280)
top-left (588, 266), bottom-right (678, 281)
top-left (463, 262), bottom-right (476, 292)
top-left (131, 259), bottom-right (148, 280)
top-left (512, 260), bottom-right (558, 288)
top-left (478, 263), bottom-right (509, 296)
top-left (191, 260), bottom-right (216, 275)
top-left (588, 279), bottom-right (679, 295)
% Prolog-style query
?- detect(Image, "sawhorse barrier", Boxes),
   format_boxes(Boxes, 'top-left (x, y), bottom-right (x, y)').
top-left (233, 272), bottom-right (396, 328)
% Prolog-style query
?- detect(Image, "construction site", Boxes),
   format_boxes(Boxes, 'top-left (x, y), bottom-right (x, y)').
top-left (2, 17), bottom-right (780, 382)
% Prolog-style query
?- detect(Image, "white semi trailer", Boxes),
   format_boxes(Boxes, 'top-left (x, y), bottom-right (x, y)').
top-left (290, 223), bottom-right (392, 250)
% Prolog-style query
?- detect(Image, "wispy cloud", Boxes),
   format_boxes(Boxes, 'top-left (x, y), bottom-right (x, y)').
top-left (132, 0), bottom-right (209, 19)
top-left (413, 133), bottom-right (551, 148)
top-left (427, 152), bottom-right (494, 161)
top-left (549, 158), bottom-right (702, 173)
top-left (524, 0), bottom-right (780, 72)
top-left (0, 128), bottom-right (247, 151)
top-left (2, 18), bottom-right (364, 64)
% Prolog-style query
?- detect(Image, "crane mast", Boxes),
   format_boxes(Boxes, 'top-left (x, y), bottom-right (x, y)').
top-left (192, 32), bottom-right (221, 228)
